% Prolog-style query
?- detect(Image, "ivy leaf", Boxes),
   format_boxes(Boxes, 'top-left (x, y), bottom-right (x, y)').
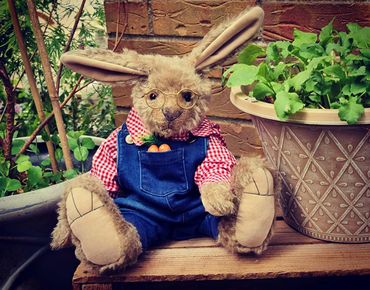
top-left (28, 166), bottom-right (42, 187)
top-left (338, 96), bottom-right (365, 124)
top-left (29, 144), bottom-right (39, 154)
top-left (223, 64), bottom-right (258, 87)
top-left (68, 131), bottom-right (84, 140)
top-left (41, 158), bottom-right (51, 167)
top-left (81, 137), bottom-right (95, 150)
top-left (292, 29), bottom-right (317, 47)
top-left (253, 82), bottom-right (275, 100)
top-left (73, 146), bottom-right (88, 161)
top-left (237, 44), bottom-right (265, 65)
top-left (274, 91), bottom-right (305, 120)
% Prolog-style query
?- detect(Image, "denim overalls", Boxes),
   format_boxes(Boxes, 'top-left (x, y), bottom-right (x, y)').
top-left (114, 124), bottom-right (219, 250)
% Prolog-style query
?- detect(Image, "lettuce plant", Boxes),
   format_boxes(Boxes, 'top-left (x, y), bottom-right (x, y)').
top-left (223, 21), bottom-right (370, 124)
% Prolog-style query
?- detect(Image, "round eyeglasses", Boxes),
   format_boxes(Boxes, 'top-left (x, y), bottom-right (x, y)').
top-left (143, 89), bottom-right (199, 110)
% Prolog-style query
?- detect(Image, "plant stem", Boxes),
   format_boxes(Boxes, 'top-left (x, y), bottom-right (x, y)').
top-left (8, 0), bottom-right (58, 173)
top-left (26, 0), bottom-right (73, 170)
top-left (55, 0), bottom-right (86, 96)
top-left (0, 60), bottom-right (16, 174)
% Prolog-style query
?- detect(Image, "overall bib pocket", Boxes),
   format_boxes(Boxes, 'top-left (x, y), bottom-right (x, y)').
top-left (138, 148), bottom-right (189, 196)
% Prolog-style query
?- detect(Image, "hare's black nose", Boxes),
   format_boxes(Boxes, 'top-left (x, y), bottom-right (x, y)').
top-left (162, 108), bottom-right (182, 121)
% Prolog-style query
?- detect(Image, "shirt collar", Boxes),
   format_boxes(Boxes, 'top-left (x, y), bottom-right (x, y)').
top-left (125, 108), bottom-right (219, 145)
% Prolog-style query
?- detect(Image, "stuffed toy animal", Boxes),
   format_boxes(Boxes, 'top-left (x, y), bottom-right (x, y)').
top-left (51, 6), bottom-right (277, 274)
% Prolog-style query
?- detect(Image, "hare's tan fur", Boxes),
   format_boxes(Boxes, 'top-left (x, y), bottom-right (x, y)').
top-left (52, 6), bottom-right (280, 274)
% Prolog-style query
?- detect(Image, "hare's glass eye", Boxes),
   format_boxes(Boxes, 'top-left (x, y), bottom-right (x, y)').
top-left (178, 89), bottom-right (198, 109)
top-left (149, 92), bottom-right (158, 100)
top-left (181, 90), bottom-right (193, 102)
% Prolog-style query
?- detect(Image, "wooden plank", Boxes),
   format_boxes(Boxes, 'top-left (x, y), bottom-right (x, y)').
top-left (73, 242), bottom-right (370, 284)
top-left (82, 284), bottom-right (112, 290)
top-left (159, 220), bottom-right (321, 249)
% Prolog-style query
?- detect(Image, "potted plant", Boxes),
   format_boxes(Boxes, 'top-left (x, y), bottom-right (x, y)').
top-left (224, 21), bottom-right (370, 243)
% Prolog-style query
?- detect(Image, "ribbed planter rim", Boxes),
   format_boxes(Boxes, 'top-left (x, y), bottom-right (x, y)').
top-left (230, 87), bottom-right (370, 125)
top-left (0, 135), bottom-right (105, 223)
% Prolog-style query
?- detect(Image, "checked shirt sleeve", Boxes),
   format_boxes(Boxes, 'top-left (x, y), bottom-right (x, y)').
top-left (90, 128), bottom-right (120, 193)
top-left (194, 133), bottom-right (237, 188)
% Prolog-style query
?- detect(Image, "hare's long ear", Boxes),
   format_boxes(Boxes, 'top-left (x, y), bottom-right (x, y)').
top-left (60, 48), bottom-right (148, 83)
top-left (191, 6), bottom-right (264, 71)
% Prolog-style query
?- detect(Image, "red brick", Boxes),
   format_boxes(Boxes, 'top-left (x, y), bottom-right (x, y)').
top-left (105, 1), bottom-right (149, 35)
top-left (152, 0), bottom-right (257, 37)
top-left (108, 38), bottom-right (198, 56)
top-left (262, 2), bottom-right (370, 41)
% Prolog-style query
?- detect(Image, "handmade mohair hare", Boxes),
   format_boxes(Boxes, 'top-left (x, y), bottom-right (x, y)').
top-left (51, 6), bottom-right (278, 275)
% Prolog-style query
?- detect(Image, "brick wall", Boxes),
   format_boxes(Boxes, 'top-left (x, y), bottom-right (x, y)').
top-left (104, 0), bottom-right (370, 157)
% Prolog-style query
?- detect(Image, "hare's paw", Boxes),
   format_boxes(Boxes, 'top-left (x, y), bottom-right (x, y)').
top-left (200, 181), bottom-right (235, 216)
top-left (66, 186), bottom-right (141, 273)
top-left (235, 168), bottom-right (275, 251)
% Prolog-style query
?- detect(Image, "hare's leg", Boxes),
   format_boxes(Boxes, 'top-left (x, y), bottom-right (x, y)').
top-left (51, 175), bottom-right (142, 274)
top-left (218, 156), bottom-right (277, 254)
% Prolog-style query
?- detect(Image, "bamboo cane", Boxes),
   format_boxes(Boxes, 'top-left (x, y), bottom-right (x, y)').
top-left (55, 0), bottom-right (86, 95)
top-left (8, 0), bottom-right (58, 173)
top-left (26, 0), bottom-right (73, 170)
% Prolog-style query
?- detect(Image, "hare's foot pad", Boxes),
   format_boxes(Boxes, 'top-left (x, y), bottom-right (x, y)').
top-left (66, 187), bottom-right (123, 266)
top-left (235, 168), bottom-right (275, 250)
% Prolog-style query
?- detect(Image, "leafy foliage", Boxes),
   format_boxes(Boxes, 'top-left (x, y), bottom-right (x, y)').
top-left (223, 21), bottom-right (369, 124)
top-left (0, 1), bottom-right (115, 196)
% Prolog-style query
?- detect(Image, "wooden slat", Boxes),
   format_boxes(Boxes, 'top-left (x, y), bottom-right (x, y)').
top-left (73, 242), bottom-right (370, 284)
top-left (159, 220), bottom-right (321, 250)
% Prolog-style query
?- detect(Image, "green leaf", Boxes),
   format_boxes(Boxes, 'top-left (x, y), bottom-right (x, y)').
top-left (11, 139), bottom-right (25, 155)
top-left (55, 148), bottom-right (63, 161)
top-left (27, 166), bottom-right (42, 187)
top-left (319, 19), bottom-right (334, 46)
top-left (237, 44), bottom-right (265, 65)
top-left (51, 134), bottom-right (60, 145)
top-left (223, 64), bottom-right (258, 87)
top-left (274, 91), bottom-right (305, 120)
top-left (17, 160), bottom-right (33, 173)
top-left (253, 82), bottom-right (275, 100)
top-left (73, 146), bottom-right (88, 161)
top-left (350, 82), bottom-right (367, 95)
top-left (266, 43), bottom-right (280, 63)
top-left (289, 70), bottom-right (312, 91)
top-left (338, 96), bottom-right (365, 124)
top-left (292, 29), bottom-right (317, 47)
top-left (0, 177), bottom-right (21, 194)
top-left (360, 48), bottom-right (370, 58)
top-left (348, 66), bottom-right (366, 77)
top-left (0, 161), bottom-right (10, 177)
top-left (16, 155), bottom-right (30, 164)
top-left (63, 169), bottom-right (78, 180)
top-left (273, 62), bottom-right (287, 80)
top-left (29, 144), bottom-right (39, 154)
top-left (68, 138), bottom-right (78, 150)
top-left (81, 138), bottom-right (95, 149)
top-left (41, 158), bottom-right (51, 167)
top-left (323, 65), bottom-right (346, 81)
top-left (67, 131), bottom-right (84, 140)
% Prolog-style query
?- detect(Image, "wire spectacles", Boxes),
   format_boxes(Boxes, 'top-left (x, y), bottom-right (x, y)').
top-left (143, 88), bottom-right (199, 110)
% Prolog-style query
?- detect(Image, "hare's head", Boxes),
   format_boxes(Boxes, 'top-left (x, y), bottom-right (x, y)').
top-left (61, 7), bottom-right (264, 138)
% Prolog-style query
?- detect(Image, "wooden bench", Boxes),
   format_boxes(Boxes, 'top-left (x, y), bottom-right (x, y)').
top-left (72, 211), bottom-right (370, 290)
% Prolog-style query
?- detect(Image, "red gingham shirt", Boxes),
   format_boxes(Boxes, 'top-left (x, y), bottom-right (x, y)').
top-left (90, 108), bottom-right (236, 196)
